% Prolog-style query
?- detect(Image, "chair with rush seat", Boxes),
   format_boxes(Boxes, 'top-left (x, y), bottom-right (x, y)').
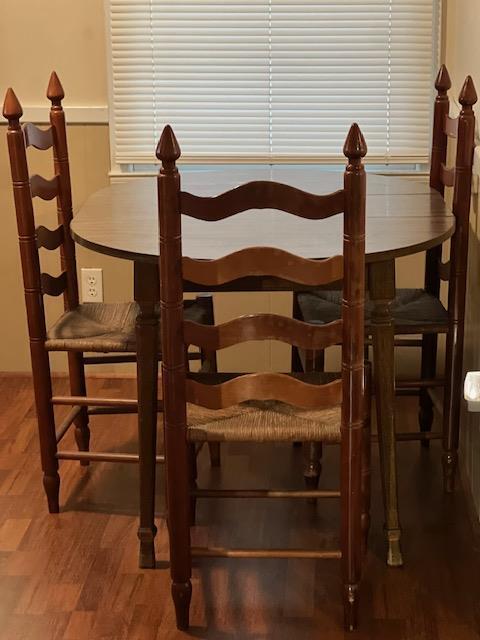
top-left (294, 66), bottom-right (477, 493)
top-left (158, 123), bottom-right (371, 630)
top-left (2, 73), bottom-right (216, 568)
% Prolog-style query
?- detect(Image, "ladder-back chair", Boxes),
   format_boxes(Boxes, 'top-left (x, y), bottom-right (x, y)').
top-left (3, 74), bottom-right (216, 568)
top-left (158, 124), bottom-right (371, 631)
top-left (295, 67), bottom-right (477, 493)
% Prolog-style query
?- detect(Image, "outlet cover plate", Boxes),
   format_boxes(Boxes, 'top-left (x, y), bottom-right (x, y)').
top-left (81, 268), bottom-right (103, 303)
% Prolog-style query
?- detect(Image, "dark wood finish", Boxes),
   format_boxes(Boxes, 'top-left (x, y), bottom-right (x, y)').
top-left (158, 124), bottom-right (368, 632)
top-left (55, 451), bottom-right (165, 463)
top-left (29, 174), bottom-right (59, 200)
top-left (183, 250), bottom-right (343, 287)
top-left (134, 262), bottom-right (160, 569)
top-left (369, 259), bottom-right (402, 567)
top-left (40, 271), bottom-right (68, 297)
top-left (191, 489), bottom-right (341, 498)
top-left (35, 224), bottom-right (64, 250)
top-left (186, 373), bottom-right (343, 410)
top-left (442, 75), bottom-right (478, 491)
top-left (158, 126), bottom-right (192, 629)
top-left (55, 405), bottom-right (83, 443)
top-left (71, 173), bottom-right (453, 265)
top-left (184, 315), bottom-right (342, 351)
top-left (22, 121), bottom-right (53, 149)
top-left (3, 86), bottom-right (60, 513)
top-left (3, 74), bottom-right (171, 559)
top-left (180, 181), bottom-right (344, 220)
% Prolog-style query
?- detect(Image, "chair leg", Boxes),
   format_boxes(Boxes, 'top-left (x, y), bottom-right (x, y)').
top-left (442, 325), bottom-right (464, 493)
top-left (165, 429), bottom-right (192, 630)
top-left (67, 352), bottom-right (91, 466)
top-left (188, 444), bottom-right (198, 526)
top-left (197, 295), bottom-right (221, 469)
top-left (304, 442), bottom-right (322, 489)
top-left (418, 333), bottom-right (437, 448)
top-left (302, 350), bottom-right (324, 483)
top-left (135, 270), bottom-right (159, 569)
top-left (361, 365), bottom-right (372, 559)
top-left (341, 425), bottom-right (363, 632)
top-left (31, 343), bottom-right (60, 513)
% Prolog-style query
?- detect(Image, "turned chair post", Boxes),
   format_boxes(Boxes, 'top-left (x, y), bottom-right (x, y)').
top-left (3, 88), bottom-right (60, 512)
top-left (443, 76), bottom-right (477, 491)
top-left (157, 126), bottom-right (192, 629)
top-left (47, 71), bottom-right (90, 462)
top-left (419, 65), bottom-right (453, 440)
top-left (341, 124), bottom-right (367, 630)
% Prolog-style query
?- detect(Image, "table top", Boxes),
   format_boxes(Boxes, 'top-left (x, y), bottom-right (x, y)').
top-left (71, 167), bottom-right (454, 264)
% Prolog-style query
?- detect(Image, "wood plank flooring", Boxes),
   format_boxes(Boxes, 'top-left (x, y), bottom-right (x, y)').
top-left (0, 375), bottom-right (479, 639)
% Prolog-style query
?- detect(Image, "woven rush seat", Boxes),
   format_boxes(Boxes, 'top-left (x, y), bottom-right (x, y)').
top-left (297, 288), bottom-right (449, 333)
top-left (186, 373), bottom-right (341, 444)
top-left (46, 300), bottom-right (211, 352)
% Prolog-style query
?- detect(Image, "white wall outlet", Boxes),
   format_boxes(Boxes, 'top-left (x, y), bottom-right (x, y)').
top-left (81, 268), bottom-right (103, 303)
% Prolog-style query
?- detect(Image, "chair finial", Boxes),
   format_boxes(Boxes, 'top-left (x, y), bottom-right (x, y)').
top-left (435, 65), bottom-right (452, 93)
top-left (2, 88), bottom-right (23, 123)
top-left (156, 125), bottom-right (181, 165)
top-left (343, 123), bottom-right (367, 161)
top-left (47, 71), bottom-right (65, 106)
top-left (459, 75), bottom-right (478, 107)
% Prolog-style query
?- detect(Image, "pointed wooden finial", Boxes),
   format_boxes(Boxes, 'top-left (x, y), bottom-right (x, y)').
top-left (156, 125), bottom-right (181, 165)
top-left (46, 71), bottom-right (65, 106)
top-left (435, 65), bottom-right (452, 93)
top-left (2, 88), bottom-right (23, 123)
top-left (343, 123), bottom-right (367, 160)
top-left (459, 75), bottom-right (478, 107)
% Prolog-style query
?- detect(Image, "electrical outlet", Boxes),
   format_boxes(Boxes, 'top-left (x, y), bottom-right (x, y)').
top-left (81, 268), bottom-right (103, 303)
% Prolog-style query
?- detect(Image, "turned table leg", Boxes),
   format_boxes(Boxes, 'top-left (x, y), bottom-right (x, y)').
top-left (134, 261), bottom-right (159, 568)
top-left (369, 260), bottom-right (403, 567)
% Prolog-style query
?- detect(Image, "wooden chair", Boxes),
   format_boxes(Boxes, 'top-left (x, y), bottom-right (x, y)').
top-left (158, 123), bottom-right (371, 631)
top-left (294, 67), bottom-right (477, 493)
top-left (2, 73), bottom-right (216, 567)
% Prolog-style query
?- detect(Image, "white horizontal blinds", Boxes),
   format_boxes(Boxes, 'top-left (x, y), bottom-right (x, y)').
top-left (388, 0), bottom-right (436, 158)
top-left (270, 1), bottom-right (390, 158)
top-left (110, 2), bottom-right (157, 161)
top-left (109, 0), bottom-right (438, 164)
top-left (110, 0), bottom-right (271, 163)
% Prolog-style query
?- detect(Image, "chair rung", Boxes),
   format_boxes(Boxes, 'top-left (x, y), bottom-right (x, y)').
top-left (192, 489), bottom-right (340, 499)
top-left (395, 431), bottom-right (442, 442)
top-left (83, 354), bottom-right (137, 365)
top-left (396, 378), bottom-right (444, 389)
top-left (52, 395), bottom-right (138, 407)
top-left (56, 450), bottom-right (165, 463)
top-left (88, 406), bottom-right (139, 416)
top-left (191, 546), bottom-right (341, 559)
top-left (55, 405), bottom-right (83, 443)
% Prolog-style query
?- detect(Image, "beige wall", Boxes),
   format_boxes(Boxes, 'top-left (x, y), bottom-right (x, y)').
top-left (444, 0), bottom-right (480, 512)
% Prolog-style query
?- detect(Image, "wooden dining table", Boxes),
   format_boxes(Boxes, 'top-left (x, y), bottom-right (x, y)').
top-left (71, 166), bottom-right (454, 567)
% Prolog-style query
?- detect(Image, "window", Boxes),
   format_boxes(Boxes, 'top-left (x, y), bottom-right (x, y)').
top-left (107, 0), bottom-right (440, 168)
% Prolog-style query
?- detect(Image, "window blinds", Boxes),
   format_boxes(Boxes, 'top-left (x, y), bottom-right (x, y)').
top-left (108, 0), bottom-right (439, 164)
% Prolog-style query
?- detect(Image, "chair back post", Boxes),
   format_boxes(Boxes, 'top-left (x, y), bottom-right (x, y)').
top-left (443, 76), bottom-right (477, 457)
top-left (426, 66), bottom-right (452, 298)
top-left (47, 72), bottom-right (79, 310)
top-left (3, 89), bottom-right (47, 346)
top-left (430, 65), bottom-right (451, 195)
top-left (341, 123), bottom-right (367, 625)
top-left (157, 125), bottom-right (192, 602)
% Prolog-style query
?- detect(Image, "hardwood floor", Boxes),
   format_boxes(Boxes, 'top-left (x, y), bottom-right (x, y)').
top-left (0, 374), bottom-right (479, 639)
